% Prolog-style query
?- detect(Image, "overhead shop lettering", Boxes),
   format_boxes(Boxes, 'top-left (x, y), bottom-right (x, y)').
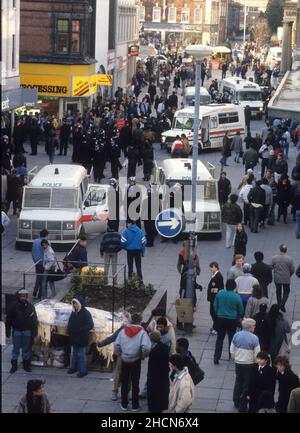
top-left (21, 84), bottom-right (68, 94)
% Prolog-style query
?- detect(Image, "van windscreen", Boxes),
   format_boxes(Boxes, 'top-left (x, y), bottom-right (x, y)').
top-left (23, 188), bottom-right (78, 209)
top-left (174, 116), bottom-right (194, 130)
top-left (238, 91), bottom-right (262, 101)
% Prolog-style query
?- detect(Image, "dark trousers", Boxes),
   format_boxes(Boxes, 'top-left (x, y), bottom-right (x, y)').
top-left (127, 250), bottom-right (143, 280)
top-left (209, 302), bottom-right (217, 330)
top-left (243, 203), bottom-right (250, 225)
top-left (121, 359), bottom-right (141, 409)
top-left (277, 204), bottom-right (288, 222)
top-left (59, 139), bottom-right (68, 155)
top-left (249, 205), bottom-right (263, 233)
top-left (6, 199), bottom-right (19, 214)
top-left (275, 283), bottom-right (290, 308)
top-left (30, 139), bottom-right (38, 155)
top-left (33, 263), bottom-right (44, 298)
top-left (214, 317), bottom-right (237, 361)
top-left (261, 158), bottom-right (269, 178)
top-left (233, 363), bottom-right (254, 412)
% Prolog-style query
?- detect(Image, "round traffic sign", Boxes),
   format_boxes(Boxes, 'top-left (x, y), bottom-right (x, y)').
top-left (155, 209), bottom-right (182, 238)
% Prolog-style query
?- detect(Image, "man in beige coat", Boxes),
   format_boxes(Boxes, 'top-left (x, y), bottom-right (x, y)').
top-left (168, 354), bottom-right (195, 413)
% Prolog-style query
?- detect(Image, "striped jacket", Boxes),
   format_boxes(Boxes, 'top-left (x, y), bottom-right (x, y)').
top-left (230, 330), bottom-right (260, 365)
top-left (100, 231), bottom-right (122, 255)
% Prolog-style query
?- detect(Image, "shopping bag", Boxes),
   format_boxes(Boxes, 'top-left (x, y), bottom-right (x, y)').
top-left (175, 298), bottom-right (193, 323)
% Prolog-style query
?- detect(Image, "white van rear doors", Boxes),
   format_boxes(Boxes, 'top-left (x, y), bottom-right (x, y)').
top-left (81, 184), bottom-right (109, 234)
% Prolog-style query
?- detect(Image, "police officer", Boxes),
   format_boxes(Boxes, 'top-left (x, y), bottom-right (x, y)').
top-left (127, 142), bottom-right (139, 179)
top-left (142, 183), bottom-right (159, 247)
top-left (59, 118), bottom-right (71, 156)
top-left (127, 177), bottom-right (142, 229)
top-left (108, 178), bottom-right (120, 232)
top-left (109, 129), bottom-right (123, 180)
top-left (92, 128), bottom-right (106, 183)
top-left (72, 123), bottom-right (83, 163)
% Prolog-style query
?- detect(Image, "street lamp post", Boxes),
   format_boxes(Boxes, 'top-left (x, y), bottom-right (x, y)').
top-left (184, 45), bottom-right (213, 333)
top-left (243, 4), bottom-right (247, 43)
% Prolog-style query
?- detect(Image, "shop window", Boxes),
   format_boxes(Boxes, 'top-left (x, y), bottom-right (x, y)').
top-left (153, 6), bottom-right (161, 22)
top-left (181, 5), bottom-right (189, 23)
top-left (194, 7), bottom-right (202, 24)
top-left (71, 20), bottom-right (81, 54)
top-left (168, 6), bottom-right (177, 23)
top-left (56, 19), bottom-right (69, 53)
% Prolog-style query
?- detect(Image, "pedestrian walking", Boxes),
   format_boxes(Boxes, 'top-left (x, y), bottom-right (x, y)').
top-left (274, 356), bottom-right (300, 413)
top-left (100, 224), bottom-right (122, 284)
top-left (5, 169), bottom-right (22, 215)
top-left (213, 279), bottom-right (244, 365)
top-left (227, 254), bottom-right (245, 280)
top-left (221, 194), bottom-right (243, 248)
top-left (29, 119), bottom-right (41, 156)
top-left (220, 131), bottom-right (231, 166)
top-left (5, 288), bottom-right (38, 373)
top-left (248, 180), bottom-right (266, 233)
top-left (230, 318), bottom-right (261, 413)
top-left (147, 331), bottom-right (170, 413)
top-left (271, 244), bottom-right (295, 312)
top-left (114, 313), bottom-right (151, 411)
top-left (46, 129), bottom-right (59, 164)
top-left (243, 145), bottom-right (259, 173)
top-left (269, 304), bottom-right (291, 363)
top-left (218, 171), bottom-right (231, 208)
top-left (32, 229), bottom-right (49, 299)
top-left (276, 174), bottom-right (292, 223)
top-left (235, 263), bottom-right (259, 308)
top-left (239, 177), bottom-right (254, 226)
top-left (232, 131), bottom-right (243, 163)
top-left (234, 223), bottom-right (248, 257)
top-left (121, 219), bottom-right (146, 282)
top-left (253, 303), bottom-right (271, 353)
top-left (247, 352), bottom-right (276, 413)
top-left (244, 106), bottom-right (251, 133)
top-left (251, 252), bottom-right (272, 298)
top-left (18, 380), bottom-right (51, 413)
top-left (41, 239), bottom-right (56, 299)
top-left (177, 241), bottom-right (200, 312)
top-left (207, 261), bottom-right (224, 334)
top-left (244, 285), bottom-right (269, 318)
top-left (168, 354), bottom-right (195, 413)
top-left (67, 296), bottom-right (94, 378)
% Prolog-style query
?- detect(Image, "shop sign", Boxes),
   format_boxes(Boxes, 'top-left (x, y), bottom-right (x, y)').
top-left (97, 74), bottom-right (113, 86)
top-left (72, 76), bottom-right (90, 97)
top-left (20, 74), bottom-right (70, 97)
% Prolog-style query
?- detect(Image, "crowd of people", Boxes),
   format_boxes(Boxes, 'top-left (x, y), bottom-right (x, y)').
top-left (2, 44), bottom-right (300, 415)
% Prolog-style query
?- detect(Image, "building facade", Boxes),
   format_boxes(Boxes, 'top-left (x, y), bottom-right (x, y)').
top-left (1, 0), bottom-right (37, 116)
top-left (19, 0), bottom-right (97, 118)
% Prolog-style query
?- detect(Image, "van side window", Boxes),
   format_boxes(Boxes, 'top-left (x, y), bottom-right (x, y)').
top-left (210, 116), bottom-right (218, 129)
top-left (82, 177), bottom-right (89, 194)
top-left (159, 170), bottom-right (165, 185)
top-left (218, 113), bottom-right (229, 124)
top-left (218, 112), bottom-right (239, 124)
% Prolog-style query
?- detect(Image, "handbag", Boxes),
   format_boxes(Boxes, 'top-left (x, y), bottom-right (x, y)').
top-left (188, 354), bottom-right (205, 385)
top-left (47, 260), bottom-right (66, 282)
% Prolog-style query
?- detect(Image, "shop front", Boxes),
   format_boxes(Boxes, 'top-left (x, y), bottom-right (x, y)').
top-left (19, 63), bottom-right (98, 119)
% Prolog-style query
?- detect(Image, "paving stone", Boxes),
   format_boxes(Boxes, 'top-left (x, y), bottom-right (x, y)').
top-left (51, 398), bottom-right (86, 412)
top-left (216, 399), bottom-right (237, 413)
top-left (193, 398), bottom-right (218, 411)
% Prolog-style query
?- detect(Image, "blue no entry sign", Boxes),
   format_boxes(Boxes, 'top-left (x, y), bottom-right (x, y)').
top-left (155, 209), bottom-right (182, 238)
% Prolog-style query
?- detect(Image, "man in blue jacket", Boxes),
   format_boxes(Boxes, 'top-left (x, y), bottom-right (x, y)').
top-left (121, 219), bottom-right (146, 282)
top-left (32, 229), bottom-right (49, 299)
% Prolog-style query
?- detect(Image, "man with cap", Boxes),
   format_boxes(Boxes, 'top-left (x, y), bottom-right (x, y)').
top-left (6, 288), bottom-right (38, 373)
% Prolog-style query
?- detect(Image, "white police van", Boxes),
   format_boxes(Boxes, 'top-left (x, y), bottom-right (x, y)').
top-left (161, 104), bottom-right (245, 152)
top-left (183, 86), bottom-right (211, 107)
top-left (155, 158), bottom-right (221, 238)
top-left (219, 77), bottom-right (264, 119)
top-left (16, 164), bottom-right (110, 250)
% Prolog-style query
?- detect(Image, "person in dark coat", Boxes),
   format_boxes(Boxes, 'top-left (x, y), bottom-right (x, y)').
top-left (251, 251), bottom-right (273, 298)
top-left (207, 261), bottom-right (224, 333)
top-left (274, 356), bottom-right (300, 413)
top-left (67, 295), bottom-right (94, 378)
top-left (253, 303), bottom-right (271, 353)
top-left (5, 170), bottom-right (22, 215)
top-left (13, 120), bottom-right (26, 153)
top-left (147, 331), bottom-right (170, 413)
top-left (59, 118), bottom-right (71, 156)
top-left (276, 174), bottom-right (292, 223)
top-left (244, 105), bottom-right (251, 132)
top-left (6, 288), bottom-right (38, 373)
top-left (234, 223), bottom-right (248, 257)
top-left (247, 351), bottom-right (276, 413)
top-left (142, 140), bottom-right (154, 181)
top-left (220, 131), bottom-right (231, 166)
top-left (218, 171), bottom-right (231, 207)
top-left (29, 119), bottom-right (41, 155)
top-left (107, 178), bottom-right (120, 232)
top-left (72, 124), bottom-right (83, 163)
top-left (67, 236), bottom-right (88, 270)
top-left (141, 183), bottom-right (159, 247)
top-left (127, 144), bottom-right (139, 179)
top-left (92, 129), bottom-right (106, 183)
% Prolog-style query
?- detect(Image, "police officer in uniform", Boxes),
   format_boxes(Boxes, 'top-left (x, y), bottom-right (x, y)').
top-left (92, 128), bottom-right (106, 183)
top-left (126, 177), bottom-right (142, 229)
top-left (142, 183), bottom-right (159, 247)
top-left (107, 178), bottom-right (120, 232)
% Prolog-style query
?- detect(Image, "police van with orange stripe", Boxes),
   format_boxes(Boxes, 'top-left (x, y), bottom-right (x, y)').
top-left (16, 165), bottom-right (109, 250)
top-left (161, 104), bottom-right (245, 152)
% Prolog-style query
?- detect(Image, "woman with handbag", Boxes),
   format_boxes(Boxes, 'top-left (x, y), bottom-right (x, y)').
top-left (268, 304), bottom-right (291, 364)
top-left (41, 239), bottom-right (56, 299)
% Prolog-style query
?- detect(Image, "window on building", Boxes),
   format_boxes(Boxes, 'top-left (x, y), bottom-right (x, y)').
top-left (153, 6), bottom-right (161, 22)
top-left (168, 5), bottom-right (177, 23)
top-left (71, 20), bottom-right (81, 53)
top-left (12, 34), bottom-right (16, 69)
top-left (181, 5), bottom-right (189, 23)
top-left (12, 0), bottom-right (16, 9)
top-left (140, 5), bottom-right (145, 22)
top-left (56, 19), bottom-right (69, 53)
top-left (194, 6), bottom-right (202, 24)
